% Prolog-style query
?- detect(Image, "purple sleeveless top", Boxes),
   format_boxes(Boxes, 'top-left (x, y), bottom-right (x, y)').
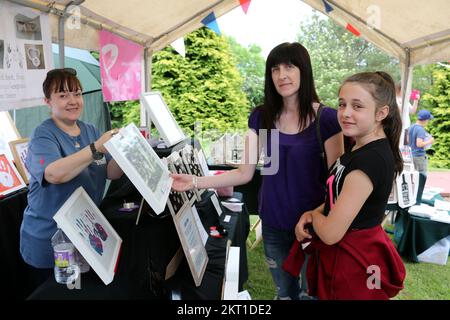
top-left (248, 106), bottom-right (341, 230)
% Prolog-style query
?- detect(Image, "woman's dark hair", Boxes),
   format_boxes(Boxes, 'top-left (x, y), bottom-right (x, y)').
top-left (43, 68), bottom-right (82, 99)
top-left (340, 71), bottom-right (403, 176)
top-left (261, 42), bottom-right (319, 131)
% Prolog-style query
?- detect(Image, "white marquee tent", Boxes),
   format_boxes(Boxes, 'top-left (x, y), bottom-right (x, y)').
top-left (7, 0), bottom-right (450, 122)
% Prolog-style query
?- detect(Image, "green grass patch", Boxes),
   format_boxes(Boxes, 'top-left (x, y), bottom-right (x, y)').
top-left (245, 215), bottom-right (450, 300)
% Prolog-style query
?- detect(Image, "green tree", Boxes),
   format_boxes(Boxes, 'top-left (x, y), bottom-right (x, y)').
top-left (226, 37), bottom-right (265, 108)
top-left (112, 28), bottom-right (250, 139)
top-left (422, 64), bottom-right (450, 168)
top-left (297, 14), bottom-right (399, 107)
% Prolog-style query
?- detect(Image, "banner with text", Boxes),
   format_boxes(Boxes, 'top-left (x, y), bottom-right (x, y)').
top-left (0, 0), bottom-right (53, 111)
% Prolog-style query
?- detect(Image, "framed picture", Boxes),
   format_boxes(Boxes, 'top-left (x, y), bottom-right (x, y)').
top-left (140, 91), bottom-right (186, 147)
top-left (172, 205), bottom-right (208, 287)
top-left (104, 123), bottom-right (172, 215)
top-left (167, 188), bottom-right (189, 217)
top-left (180, 145), bottom-right (205, 199)
top-left (167, 151), bottom-right (196, 205)
top-left (222, 245), bottom-right (240, 300)
top-left (53, 186), bottom-right (122, 285)
top-left (0, 111), bottom-right (21, 162)
top-left (9, 138), bottom-right (30, 184)
top-left (0, 153), bottom-right (26, 196)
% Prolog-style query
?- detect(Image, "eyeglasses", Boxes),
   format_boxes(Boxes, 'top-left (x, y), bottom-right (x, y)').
top-left (46, 68), bottom-right (77, 76)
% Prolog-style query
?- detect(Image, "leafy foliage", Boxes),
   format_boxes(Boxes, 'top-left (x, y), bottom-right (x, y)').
top-left (422, 65), bottom-right (450, 168)
top-left (297, 14), bottom-right (399, 107)
top-left (109, 28), bottom-right (250, 139)
top-left (226, 37), bottom-right (265, 109)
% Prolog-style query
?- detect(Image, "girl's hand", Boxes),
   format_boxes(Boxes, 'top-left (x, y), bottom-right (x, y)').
top-left (170, 173), bottom-right (195, 191)
top-left (295, 211), bottom-right (313, 242)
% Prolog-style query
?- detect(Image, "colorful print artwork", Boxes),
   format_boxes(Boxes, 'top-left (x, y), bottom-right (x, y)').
top-left (75, 209), bottom-right (109, 256)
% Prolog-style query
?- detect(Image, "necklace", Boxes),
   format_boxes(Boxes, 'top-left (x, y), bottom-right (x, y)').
top-left (71, 135), bottom-right (81, 149)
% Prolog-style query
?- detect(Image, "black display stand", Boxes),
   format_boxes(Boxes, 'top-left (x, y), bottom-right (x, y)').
top-left (26, 138), bottom-right (250, 300)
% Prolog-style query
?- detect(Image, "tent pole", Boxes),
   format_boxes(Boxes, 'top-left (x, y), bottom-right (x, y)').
top-left (400, 48), bottom-right (413, 147)
top-left (58, 1), bottom-right (85, 68)
top-left (141, 47), bottom-right (153, 128)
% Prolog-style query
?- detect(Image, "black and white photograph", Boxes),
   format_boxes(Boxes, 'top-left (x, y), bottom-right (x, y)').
top-left (167, 189), bottom-right (188, 217)
top-left (167, 151), bottom-right (196, 205)
top-left (24, 43), bottom-right (45, 69)
top-left (180, 145), bottom-right (205, 198)
top-left (104, 123), bottom-right (172, 214)
top-left (14, 14), bottom-right (42, 40)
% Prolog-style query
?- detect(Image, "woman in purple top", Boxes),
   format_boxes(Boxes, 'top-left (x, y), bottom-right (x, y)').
top-left (171, 42), bottom-right (344, 299)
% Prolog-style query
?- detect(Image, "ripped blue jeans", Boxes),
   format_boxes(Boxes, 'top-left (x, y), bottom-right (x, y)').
top-left (262, 223), bottom-right (307, 300)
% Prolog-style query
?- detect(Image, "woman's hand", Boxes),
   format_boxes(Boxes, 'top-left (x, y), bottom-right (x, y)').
top-left (95, 128), bottom-right (119, 154)
top-left (170, 173), bottom-right (195, 192)
top-left (295, 211), bottom-right (313, 242)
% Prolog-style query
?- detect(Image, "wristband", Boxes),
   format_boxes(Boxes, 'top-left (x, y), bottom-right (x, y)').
top-left (192, 176), bottom-right (198, 189)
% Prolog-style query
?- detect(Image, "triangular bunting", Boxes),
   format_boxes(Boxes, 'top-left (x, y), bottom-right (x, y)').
top-left (240, 0), bottom-right (251, 14)
top-left (346, 23), bottom-right (361, 36)
top-left (170, 37), bottom-right (186, 58)
top-left (201, 12), bottom-right (221, 36)
top-left (322, 0), bottom-right (333, 13)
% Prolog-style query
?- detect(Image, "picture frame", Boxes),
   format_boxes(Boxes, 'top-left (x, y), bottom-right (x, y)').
top-left (180, 144), bottom-right (205, 199)
top-left (53, 186), bottom-right (122, 285)
top-left (9, 138), bottom-right (30, 184)
top-left (0, 111), bottom-right (21, 162)
top-left (104, 123), bottom-right (173, 215)
top-left (0, 153), bottom-right (26, 197)
top-left (172, 205), bottom-right (208, 287)
top-left (140, 91), bottom-right (186, 147)
top-left (222, 245), bottom-right (240, 300)
top-left (167, 188), bottom-right (189, 217)
top-left (166, 151), bottom-right (196, 206)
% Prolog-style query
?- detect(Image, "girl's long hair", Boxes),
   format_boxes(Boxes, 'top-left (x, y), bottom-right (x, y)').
top-left (340, 71), bottom-right (403, 176)
top-left (261, 42), bottom-right (319, 131)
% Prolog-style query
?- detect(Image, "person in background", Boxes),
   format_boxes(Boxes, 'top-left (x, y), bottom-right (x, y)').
top-left (395, 83), bottom-right (419, 144)
top-left (291, 71), bottom-right (406, 300)
top-left (171, 42), bottom-right (344, 300)
top-left (408, 109), bottom-right (434, 176)
top-left (20, 68), bottom-right (123, 290)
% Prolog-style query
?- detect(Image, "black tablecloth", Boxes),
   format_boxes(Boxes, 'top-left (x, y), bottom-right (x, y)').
top-left (27, 187), bottom-right (249, 300)
top-left (0, 188), bottom-right (35, 300)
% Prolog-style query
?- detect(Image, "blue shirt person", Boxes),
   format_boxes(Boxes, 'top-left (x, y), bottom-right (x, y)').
top-left (20, 68), bottom-right (123, 289)
top-left (408, 109), bottom-right (434, 175)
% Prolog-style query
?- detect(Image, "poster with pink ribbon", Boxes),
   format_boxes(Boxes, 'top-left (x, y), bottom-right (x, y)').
top-left (99, 30), bottom-right (143, 102)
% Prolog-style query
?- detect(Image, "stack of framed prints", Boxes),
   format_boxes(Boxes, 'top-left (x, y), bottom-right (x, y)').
top-left (166, 151), bottom-right (196, 205)
top-left (104, 123), bottom-right (172, 215)
top-left (140, 91), bottom-right (186, 147)
top-left (9, 138), bottom-right (30, 184)
top-left (180, 144), bottom-right (205, 200)
top-left (0, 153), bottom-right (26, 197)
top-left (53, 187), bottom-right (122, 285)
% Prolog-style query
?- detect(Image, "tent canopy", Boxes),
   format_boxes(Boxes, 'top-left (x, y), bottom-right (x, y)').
top-left (9, 0), bottom-right (449, 127)
top-left (11, 0), bottom-right (239, 52)
top-left (11, 0), bottom-right (449, 66)
top-left (303, 0), bottom-right (450, 67)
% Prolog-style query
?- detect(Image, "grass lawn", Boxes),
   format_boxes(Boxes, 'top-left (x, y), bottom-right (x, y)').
top-left (244, 215), bottom-right (450, 300)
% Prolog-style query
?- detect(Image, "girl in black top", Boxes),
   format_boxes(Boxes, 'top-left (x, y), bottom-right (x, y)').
top-left (293, 71), bottom-right (405, 299)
